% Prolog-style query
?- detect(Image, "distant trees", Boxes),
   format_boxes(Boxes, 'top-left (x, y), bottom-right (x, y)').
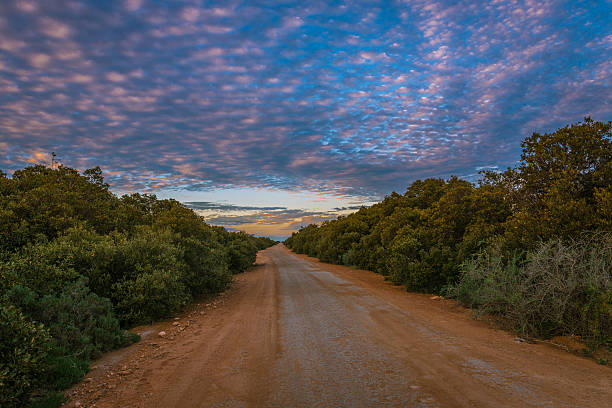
top-left (286, 118), bottom-right (611, 346)
top-left (0, 164), bottom-right (275, 407)
top-left (287, 175), bottom-right (513, 293)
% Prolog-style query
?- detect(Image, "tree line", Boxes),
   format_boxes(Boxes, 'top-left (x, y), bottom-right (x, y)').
top-left (286, 118), bottom-right (611, 350)
top-left (0, 164), bottom-right (275, 407)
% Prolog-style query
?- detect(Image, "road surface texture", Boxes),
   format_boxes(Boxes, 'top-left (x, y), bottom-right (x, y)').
top-left (65, 244), bottom-right (611, 408)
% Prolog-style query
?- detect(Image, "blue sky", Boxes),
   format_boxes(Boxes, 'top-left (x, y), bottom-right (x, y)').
top-left (0, 0), bottom-right (610, 239)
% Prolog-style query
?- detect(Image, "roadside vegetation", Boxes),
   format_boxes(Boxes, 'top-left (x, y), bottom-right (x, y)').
top-left (286, 118), bottom-right (611, 351)
top-left (0, 164), bottom-right (275, 407)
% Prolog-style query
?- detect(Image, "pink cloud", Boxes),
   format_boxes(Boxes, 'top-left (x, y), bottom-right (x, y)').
top-left (40, 17), bottom-right (71, 39)
top-left (124, 0), bottom-right (143, 12)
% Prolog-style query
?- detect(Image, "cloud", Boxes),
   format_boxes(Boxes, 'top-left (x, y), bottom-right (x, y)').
top-left (184, 202), bottom-right (287, 212)
top-left (181, 7), bottom-right (200, 22)
top-left (40, 17), bottom-right (71, 39)
top-left (0, 0), bottom-right (609, 208)
top-left (70, 74), bottom-right (93, 83)
top-left (106, 72), bottom-right (126, 82)
top-left (125, 0), bottom-right (143, 12)
top-left (190, 203), bottom-right (360, 239)
top-left (16, 0), bottom-right (36, 13)
top-left (28, 53), bottom-right (51, 68)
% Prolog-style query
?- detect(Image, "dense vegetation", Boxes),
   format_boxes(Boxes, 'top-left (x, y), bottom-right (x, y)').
top-left (0, 164), bottom-right (275, 407)
top-left (286, 118), bottom-right (611, 347)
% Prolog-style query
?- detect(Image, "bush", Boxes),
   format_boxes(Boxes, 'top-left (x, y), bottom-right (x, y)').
top-left (29, 392), bottom-right (66, 408)
top-left (227, 237), bottom-right (258, 273)
top-left (112, 269), bottom-right (190, 326)
top-left (7, 278), bottom-right (132, 361)
top-left (253, 236), bottom-right (277, 250)
top-left (0, 243), bottom-right (81, 296)
top-left (0, 302), bottom-right (50, 408)
top-left (44, 354), bottom-right (89, 391)
top-left (179, 237), bottom-right (232, 296)
top-left (448, 234), bottom-right (612, 346)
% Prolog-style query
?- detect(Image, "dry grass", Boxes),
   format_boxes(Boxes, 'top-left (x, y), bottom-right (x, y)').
top-left (449, 233), bottom-right (612, 348)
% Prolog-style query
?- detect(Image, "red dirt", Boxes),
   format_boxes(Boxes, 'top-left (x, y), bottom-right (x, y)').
top-left (64, 244), bottom-right (611, 407)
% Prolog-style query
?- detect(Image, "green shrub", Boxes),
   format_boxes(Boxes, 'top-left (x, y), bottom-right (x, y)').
top-left (253, 236), bottom-right (277, 250)
top-left (8, 225), bottom-right (195, 326)
top-left (0, 244), bottom-right (80, 296)
top-left (179, 237), bottom-right (232, 296)
top-left (29, 392), bottom-right (66, 408)
top-left (0, 302), bottom-right (50, 408)
top-left (227, 238), bottom-right (258, 273)
top-left (214, 229), bottom-right (267, 274)
top-left (45, 353), bottom-right (89, 390)
top-left (1, 221), bottom-right (267, 328)
top-left (7, 278), bottom-right (132, 360)
top-left (0, 165), bottom-right (117, 252)
top-left (112, 268), bottom-right (190, 325)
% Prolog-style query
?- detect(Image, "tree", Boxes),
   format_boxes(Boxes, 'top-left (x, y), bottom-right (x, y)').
top-left (505, 118), bottom-right (612, 247)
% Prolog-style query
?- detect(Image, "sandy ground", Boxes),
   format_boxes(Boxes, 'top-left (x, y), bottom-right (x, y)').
top-left (64, 244), bottom-right (611, 407)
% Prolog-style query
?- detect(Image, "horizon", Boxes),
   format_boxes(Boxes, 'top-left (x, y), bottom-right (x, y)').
top-left (1, 0), bottom-right (610, 237)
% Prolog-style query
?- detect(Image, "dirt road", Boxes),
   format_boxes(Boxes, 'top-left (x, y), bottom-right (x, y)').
top-left (66, 244), bottom-right (611, 407)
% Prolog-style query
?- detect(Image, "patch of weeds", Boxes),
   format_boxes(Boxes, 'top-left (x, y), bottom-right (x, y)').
top-left (29, 392), bottom-right (66, 408)
top-left (47, 354), bottom-right (89, 390)
top-left (122, 331), bottom-right (141, 346)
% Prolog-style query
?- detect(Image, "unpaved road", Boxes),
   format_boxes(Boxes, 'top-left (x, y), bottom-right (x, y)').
top-left (66, 244), bottom-right (611, 407)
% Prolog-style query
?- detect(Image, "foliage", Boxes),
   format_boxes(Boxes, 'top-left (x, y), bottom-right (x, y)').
top-left (226, 232), bottom-right (260, 273)
top-left (6, 279), bottom-right (130, 360)
top-left (0, 302), bottom-right (50, 408)
top-left (178, 236), bottom-right (231, 297)
top-left (287, 176), bottom-right (510, 292)
top-left (448, 235), bottom-right (611, 346)
top-left (0, 166), bottom-right (116, 252)
top-left (0, 161), bottom-right (275, 406)
top-left (501, 118), bottom-right (612, 248)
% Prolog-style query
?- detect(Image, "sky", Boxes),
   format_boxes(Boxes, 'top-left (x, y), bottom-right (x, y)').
top-left (0, 0), bottom-right (610, 240)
